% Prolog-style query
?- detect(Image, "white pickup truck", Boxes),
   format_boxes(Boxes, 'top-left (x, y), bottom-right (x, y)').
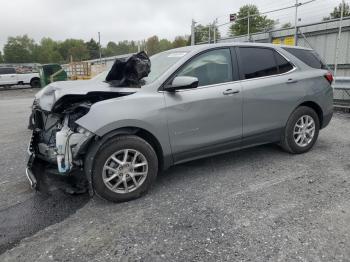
top-left (0, 67), bottom-right (40, 88)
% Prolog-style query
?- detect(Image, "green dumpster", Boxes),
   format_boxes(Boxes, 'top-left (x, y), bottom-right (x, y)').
top-left (39, 64), bottom-right (68, 87)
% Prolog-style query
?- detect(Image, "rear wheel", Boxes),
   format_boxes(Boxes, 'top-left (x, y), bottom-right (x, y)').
top-left (30, 78), bottom-right (40, 88)
top-left (280, 106), bottom-right (320, 154)
top-left (92, 135), bottom-right (158, 202)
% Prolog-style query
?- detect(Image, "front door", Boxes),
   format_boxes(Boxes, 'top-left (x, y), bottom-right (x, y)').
top-left (164, 48), bottom-right (243, 163)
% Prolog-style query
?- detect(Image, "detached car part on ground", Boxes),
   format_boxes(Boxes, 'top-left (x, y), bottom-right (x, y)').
top-left (26, 45), bottom-right (333, 202)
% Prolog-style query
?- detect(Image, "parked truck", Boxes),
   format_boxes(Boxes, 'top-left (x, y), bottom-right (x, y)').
top-left (0, 67), bottom-right (40, 88)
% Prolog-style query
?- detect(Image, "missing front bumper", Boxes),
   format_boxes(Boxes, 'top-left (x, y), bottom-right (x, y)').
top-left (26, 152), bottom-right (88, 194)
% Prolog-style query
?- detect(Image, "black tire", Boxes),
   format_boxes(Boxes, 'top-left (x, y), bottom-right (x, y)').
top-left (92, 135), bottom-right (158, 202)
top-left (30, 78), bottom-right (41, 88)
top-left (280, 106), bottom-right (320, 154)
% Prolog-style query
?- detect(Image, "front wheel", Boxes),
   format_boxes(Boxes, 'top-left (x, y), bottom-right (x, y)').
top-left (91, 135), bottom-right (158, 202)
top-left (280, 106), bottom-right (320, 154)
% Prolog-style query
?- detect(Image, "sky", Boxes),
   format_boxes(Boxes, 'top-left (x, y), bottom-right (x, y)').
top-left (0, 0), bottom-right (343, 52)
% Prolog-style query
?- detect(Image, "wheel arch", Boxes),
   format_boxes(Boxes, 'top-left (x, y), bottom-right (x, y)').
top-left (297, 101), bottom-right (323, 128)
top-left (84, 127), bottom-right (165, 195)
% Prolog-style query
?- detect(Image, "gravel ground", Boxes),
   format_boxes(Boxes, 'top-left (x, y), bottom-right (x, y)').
top-left (0, 89), bottom-right (349, 261)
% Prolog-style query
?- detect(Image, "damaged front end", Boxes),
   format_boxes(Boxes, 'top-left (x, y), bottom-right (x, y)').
top-left (27, 99), bottom-right (94, 193)
top-left (27, 91), bottom-right (134, 194)
top-left (26, 52), bottom-right (150, 194)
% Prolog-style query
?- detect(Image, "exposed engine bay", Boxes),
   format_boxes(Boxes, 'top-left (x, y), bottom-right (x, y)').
top-left (26, 52), bottom-right (151, 194)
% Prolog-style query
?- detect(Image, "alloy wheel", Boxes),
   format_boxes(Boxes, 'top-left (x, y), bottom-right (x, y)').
top-left (102, 149), bottom-right (148, 194)
top-left (293, 115), bottom-right (315, 147)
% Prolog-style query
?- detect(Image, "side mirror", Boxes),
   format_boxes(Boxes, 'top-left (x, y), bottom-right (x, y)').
top-left (165, 76), bottom-right (199, 92)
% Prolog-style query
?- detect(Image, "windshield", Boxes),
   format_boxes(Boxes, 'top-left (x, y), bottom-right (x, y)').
top-left (95, 51), bottom-right (187, 85)
top-left (92, 69), bottom-right (110, 81)
top-left (142, 51), bottom-right (188, 84)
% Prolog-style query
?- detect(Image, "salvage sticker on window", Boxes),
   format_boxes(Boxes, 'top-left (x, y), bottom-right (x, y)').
top-left (168, 52), bottom-right (187, 58)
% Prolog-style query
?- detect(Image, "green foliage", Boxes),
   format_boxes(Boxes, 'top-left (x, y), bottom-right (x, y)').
top-left (194, 24), bottom-right (221, 43)
top-left (33, 37), bottom-right (63, 63)
top-left (85, 38), bottom-right (100, 60)
top-left (145, 35), bottom-right (188, 54)
top-left (159, 39), bottom-right (173, 52)
top-left (229, 4), bottom-right (275, 36)
top-left (102, 40), bottom-right (138, 57)
top-left (172, 36), bottom-right (188, 48)
top-left (3, 35), bottom-right (36, 63)
top-left (1, 34), bottom-right (190, 64)
top-left (146, 36), bottom-right (160, 55)
top-left (58, 39), bottom-right (89, 62)
top-left (323, 2), bottom-right (350, 20)
top-left (281, 22), bottom-right (292, 29)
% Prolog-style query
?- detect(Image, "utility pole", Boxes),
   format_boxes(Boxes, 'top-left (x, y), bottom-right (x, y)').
top-left (191, 19), bottom-right (196, 46)
top-left (98, 32), bottom-right (102, 64)
top-left (294, 0), bottom-right (299, 46)
top-left (334, 0), bottom-right (345, 84)
top-left (247, 10), bottom-right (250, 42)
top-left (208, 24), bottom-right (211, 44)
top-left (213, 19), bottom-right (218, 43)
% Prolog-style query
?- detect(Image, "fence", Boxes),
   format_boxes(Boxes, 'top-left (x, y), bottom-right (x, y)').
top-left (333, 77), bottom-right (350, 109)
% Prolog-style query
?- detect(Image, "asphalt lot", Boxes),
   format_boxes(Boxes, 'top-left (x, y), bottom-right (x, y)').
top-left (0, 88), bottom-right (349, 261)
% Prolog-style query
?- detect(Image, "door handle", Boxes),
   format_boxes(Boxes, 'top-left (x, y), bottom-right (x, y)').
top-left (287, 78), bottom-right (298, 84)
top-left (223, 89), bottom-right (240, 95)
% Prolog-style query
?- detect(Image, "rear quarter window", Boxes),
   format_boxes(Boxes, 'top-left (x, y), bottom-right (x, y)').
top-left (283, 48), bottom-right (326, 69)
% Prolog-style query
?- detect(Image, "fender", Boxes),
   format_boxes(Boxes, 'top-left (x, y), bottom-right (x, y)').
top-left (83, 128), bottom-right (139, 196)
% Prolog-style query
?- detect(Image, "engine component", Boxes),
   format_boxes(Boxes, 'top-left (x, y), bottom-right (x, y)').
top-left (56, 116), bottom-right (92, 173)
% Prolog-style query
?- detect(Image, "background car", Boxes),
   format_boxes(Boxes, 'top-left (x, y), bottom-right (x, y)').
top-left (0, 67), bottom-right (40, 88)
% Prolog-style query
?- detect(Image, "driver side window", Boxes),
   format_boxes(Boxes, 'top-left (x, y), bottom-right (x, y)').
top-left (177, 49), bottom-right (233, 87)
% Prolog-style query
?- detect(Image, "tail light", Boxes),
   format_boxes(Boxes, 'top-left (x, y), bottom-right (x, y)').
top-left (324, 71), bottom-right (333, 85)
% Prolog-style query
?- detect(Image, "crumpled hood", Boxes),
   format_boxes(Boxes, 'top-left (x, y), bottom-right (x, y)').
top-left (34, 79), bottom-right (139, 111)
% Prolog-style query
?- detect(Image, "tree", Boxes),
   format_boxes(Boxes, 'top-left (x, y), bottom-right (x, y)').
top-left (85, 38), bottom-right (100, 60)
top-left (229, 5), bottom-right (275, 36)
top-left (146, 36), bottom-right (160, 55)
top-left (33, 37), bottom-right (63, 63)
top-left (58, 39), bottom-right (89, 62)
top-left (0, 51), bottom-right (3, 63)
top-left (172, 36), bottom-right (188, 48)
top-left (323, 2), bottom-right (350, 20)
top-left (102, 40), bottom-right (138, 57)
top-left (159, 39), bottom-right (173, 52)
top-left (3, 35), bottom-right (36, 63)
top-left (194, 24), bottom-right (221, 43)
top-left (281, 22), bottom-right (292, 29)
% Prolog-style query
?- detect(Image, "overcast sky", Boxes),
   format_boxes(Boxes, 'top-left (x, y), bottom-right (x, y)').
top-left (0, 0), bottom-right (342, 51)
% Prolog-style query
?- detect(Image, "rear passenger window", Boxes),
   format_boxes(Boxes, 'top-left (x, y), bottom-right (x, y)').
top-left (0, 68), bottom-right (16, 74)
top-left (274, 52), bottom-right (294, 73)
top-left (177, 49), bottom-right (234, 87)
top-left (283, 48), bottom-right (325, 69)
top-left (239, 47), bottom-right (278, 79)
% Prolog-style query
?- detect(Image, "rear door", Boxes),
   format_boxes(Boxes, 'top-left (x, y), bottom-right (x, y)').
top-left (237, 47), bottom-right (303, 145)
top-left (0, 68), bottom-right (17, 85)
top-left (164, 48), bottom-right (243, 163)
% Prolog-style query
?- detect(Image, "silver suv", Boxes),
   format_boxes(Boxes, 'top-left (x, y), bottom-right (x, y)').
top-left (27, 43), bottom-right (333, 202)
